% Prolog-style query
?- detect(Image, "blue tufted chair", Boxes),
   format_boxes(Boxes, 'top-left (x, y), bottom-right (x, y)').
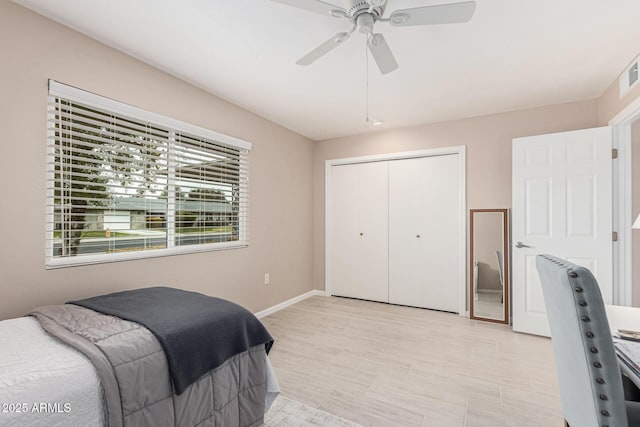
top-left (536, 255), bottom-right (640, 427)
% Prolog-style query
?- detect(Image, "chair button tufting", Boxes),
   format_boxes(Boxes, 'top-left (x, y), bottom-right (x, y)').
top-left (570, 272), bottom-right (578, 278)
top-left (590, 347), bottom-right (599, 353)
top-left (599, 394), bottom-right (608, 400)
top-left (579, 301), bottom-right (587, 306)
top-left (601, 410), bottom-right (609, 416)
top-left (582, 316), bottom-right (590, 322)
top-left (596, 377), bottom-right (605, 384)
top-left (594, 362), bottom-right (602, 368)
top-left (575, 287), bottom-right (583, 293)
top-left (586, 332), bottom-right (594, 338)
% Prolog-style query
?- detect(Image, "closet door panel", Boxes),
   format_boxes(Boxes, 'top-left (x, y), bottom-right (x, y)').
top-left (330, 162), bottom-right (389, 302)
top-left (388, 155), bottom-right (460, 312)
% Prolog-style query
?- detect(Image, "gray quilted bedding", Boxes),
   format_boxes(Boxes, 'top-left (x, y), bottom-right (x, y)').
top-left (30, 304), bottom-right (279, 427)
top-left (69, 286), bottom-right (274, 395)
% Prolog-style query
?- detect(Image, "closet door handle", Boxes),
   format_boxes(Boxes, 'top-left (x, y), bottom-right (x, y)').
top-left (416, 234), bottom-right (421, 238)
top-left (359, 232), bottom-right (364, 237)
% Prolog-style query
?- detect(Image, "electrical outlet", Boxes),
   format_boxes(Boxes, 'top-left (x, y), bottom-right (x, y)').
top-left (264, 273), bottom-right (270, 285)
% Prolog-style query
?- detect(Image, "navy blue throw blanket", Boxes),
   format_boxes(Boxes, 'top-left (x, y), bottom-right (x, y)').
top-left (69, 287), bottom-right (273, 395)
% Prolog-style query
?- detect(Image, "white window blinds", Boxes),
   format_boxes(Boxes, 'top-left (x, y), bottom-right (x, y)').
top-left (46, 81), bottom-right (250, 268)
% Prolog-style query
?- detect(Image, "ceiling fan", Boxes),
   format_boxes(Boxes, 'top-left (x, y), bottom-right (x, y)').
top-left (270, 0), bottom-right (477, 74)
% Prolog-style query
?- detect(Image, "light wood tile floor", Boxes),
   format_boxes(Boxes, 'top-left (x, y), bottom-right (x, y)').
top-left (261, 296), bottom-right (563, 427)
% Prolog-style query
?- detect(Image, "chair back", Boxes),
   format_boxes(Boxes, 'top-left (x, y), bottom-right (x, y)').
top-left (536, 254), bottom-right (627, 427)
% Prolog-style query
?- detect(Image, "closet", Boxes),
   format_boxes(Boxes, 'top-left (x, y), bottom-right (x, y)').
top-left (328, 151), bottom-right (463, 313)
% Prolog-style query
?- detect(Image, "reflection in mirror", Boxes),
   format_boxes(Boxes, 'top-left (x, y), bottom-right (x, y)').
top-left (470, 209), bottom-right (509, 323)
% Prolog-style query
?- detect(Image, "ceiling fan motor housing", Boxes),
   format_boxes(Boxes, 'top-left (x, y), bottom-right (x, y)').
top-left (347, 1), bottom-right (385, 19)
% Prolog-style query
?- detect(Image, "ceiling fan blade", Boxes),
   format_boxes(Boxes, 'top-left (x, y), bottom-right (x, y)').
top-left (389, 1), bottom-right (476, 27)
top-left (269, 0), bottom-right (345, 17)
top-left (296, 32), bottom-right (350, 66)
top-left (367, 33), bottom-right (398, 74)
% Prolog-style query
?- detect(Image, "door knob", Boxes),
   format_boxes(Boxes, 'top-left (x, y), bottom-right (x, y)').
top-left (416, 235), bottom-right (421, 238)
top-left (359, 232), bottom-right (364, 236)
top-left (515, 241), bottom-right (532, 248)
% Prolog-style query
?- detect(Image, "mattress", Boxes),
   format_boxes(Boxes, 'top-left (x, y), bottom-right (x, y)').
top-left (0, 316), bottom-right (280, 426)
top-left (0, 317), bottom-right (104, 426)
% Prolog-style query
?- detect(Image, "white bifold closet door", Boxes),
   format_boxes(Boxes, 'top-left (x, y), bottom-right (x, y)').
top-left (330, 161), bottom-right (389, 303)
top-left (330, 154), bottom-right (460, 312)
top-left (388, 155), bottom-right (460, 312)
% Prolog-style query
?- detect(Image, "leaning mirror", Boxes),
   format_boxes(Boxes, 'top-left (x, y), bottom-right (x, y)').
top-left (470, 209), bottom-right (509, 323)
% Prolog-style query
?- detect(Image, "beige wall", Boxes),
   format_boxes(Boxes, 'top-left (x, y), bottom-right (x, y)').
top-left (0, 2), bottom-right (314, 319)
top-left (313, 101), bottom-right (600, 290)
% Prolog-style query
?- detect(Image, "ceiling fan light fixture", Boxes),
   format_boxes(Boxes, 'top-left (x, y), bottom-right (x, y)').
top-left (357, 13), bottom-right (375, 34)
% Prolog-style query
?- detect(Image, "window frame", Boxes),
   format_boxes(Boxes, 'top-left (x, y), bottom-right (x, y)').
top-left (46, 80), bottom-right (251, 269)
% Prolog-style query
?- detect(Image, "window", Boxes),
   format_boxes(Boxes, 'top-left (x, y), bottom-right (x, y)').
top-left (47, 81), bottom-right (251, 268)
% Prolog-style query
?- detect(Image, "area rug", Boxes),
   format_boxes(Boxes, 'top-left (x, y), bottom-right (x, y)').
top-left (263, 396), bottom-right (362, 427)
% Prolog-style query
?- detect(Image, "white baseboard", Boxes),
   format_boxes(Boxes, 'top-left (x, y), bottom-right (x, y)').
top-left (255, 289), bottom-right (328, 319)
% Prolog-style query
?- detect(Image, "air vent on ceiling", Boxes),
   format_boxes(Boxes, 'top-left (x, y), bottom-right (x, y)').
top-left (619, 55), bottom-right (639, 98)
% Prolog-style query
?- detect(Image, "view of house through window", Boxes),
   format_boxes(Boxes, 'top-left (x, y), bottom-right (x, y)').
top-left (47, 82), bottom-right (250, 267)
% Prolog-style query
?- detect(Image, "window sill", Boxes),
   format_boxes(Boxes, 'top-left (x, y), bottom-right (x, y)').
top-left (45, 242), bottom-right (249, 269)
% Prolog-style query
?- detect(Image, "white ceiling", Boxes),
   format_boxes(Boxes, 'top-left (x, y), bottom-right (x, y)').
top-left (13, 0), bottom-right (640, 140)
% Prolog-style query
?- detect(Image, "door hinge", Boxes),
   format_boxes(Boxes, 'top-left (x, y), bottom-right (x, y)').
top-left (612, 148), bottom-right (618, 159)
top-left (613, 231), bottom-right (618, 242)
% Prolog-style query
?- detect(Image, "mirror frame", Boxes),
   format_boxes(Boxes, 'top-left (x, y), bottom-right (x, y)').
top-left (469, 208), bottom-right (510, 324)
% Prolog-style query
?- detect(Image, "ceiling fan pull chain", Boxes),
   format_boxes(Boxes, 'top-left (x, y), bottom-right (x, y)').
top-left (365, 38), bottom-right (370, 123)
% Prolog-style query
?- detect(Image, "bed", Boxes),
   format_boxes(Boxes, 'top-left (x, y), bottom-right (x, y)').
top-left (0, 287), bottom-right (280, 427)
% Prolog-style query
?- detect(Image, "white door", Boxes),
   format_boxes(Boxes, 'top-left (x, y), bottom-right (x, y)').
top-left (388, 155), bottom-right (461, 312)
top-left (512, 127), bottom-right (613, 336)
top-left (330, 161), bottom-right (389, 303)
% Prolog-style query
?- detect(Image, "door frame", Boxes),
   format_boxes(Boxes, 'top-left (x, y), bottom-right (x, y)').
top-left (325, 146), bottom-right (467, 316)
top-left (610, 96), bottom-right (640, 306)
